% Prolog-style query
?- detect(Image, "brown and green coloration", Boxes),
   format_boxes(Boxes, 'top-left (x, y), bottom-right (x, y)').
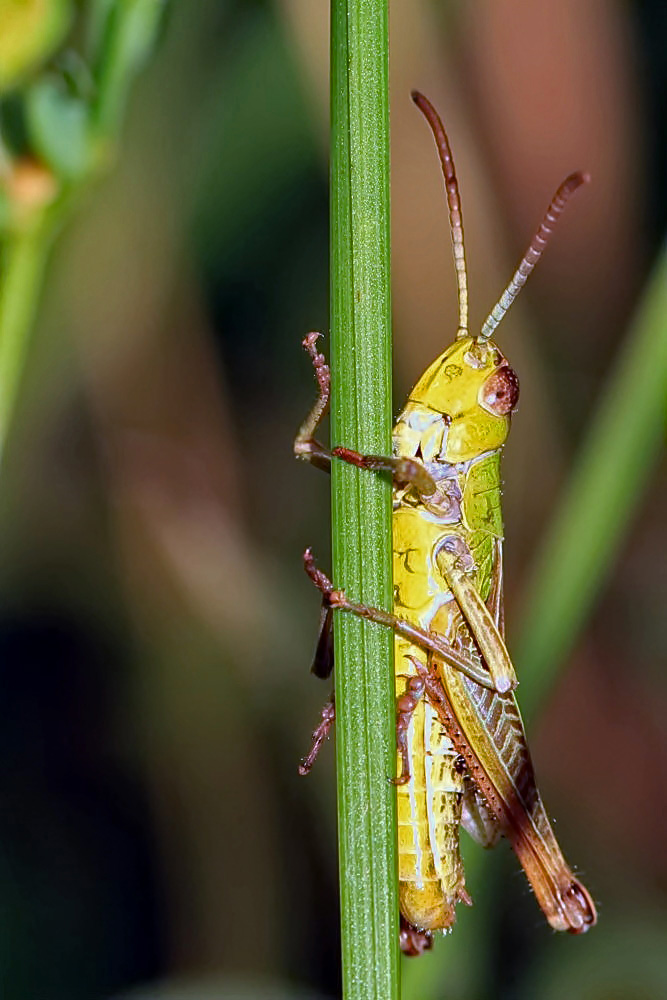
top-left (296, 92), bottom-right (597, 953)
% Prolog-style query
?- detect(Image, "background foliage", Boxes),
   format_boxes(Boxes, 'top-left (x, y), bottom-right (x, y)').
top-left (0, 2), bottom-right (666, 998)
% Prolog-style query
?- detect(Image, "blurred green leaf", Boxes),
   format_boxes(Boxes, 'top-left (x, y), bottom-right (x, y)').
top-left (0, 189), bottom-right (9, 230)
top-left (0, 0), bottom-right (167, 460)
top-left (26, 77), bottom-right (91, 178)
top-left (116, 975), bottom-right (328, 999)
top-left (517, 242), bottom-right (667, 718)
top-left (518, 915), bottom-right (667, 1000)
top-left (91, 0), bottom-right (168, 133)
top-left (0, 0), bottom-right (73, 93)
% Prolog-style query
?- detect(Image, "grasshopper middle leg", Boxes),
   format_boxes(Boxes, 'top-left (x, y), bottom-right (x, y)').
top-left (303, 548), bottom-right (499, 691)
top-left (298, 672), bottom-right (426, 785)
top-left (298, 647), bottom-right (426, 785)
top-left (298, 694), bottom-right (335, 776)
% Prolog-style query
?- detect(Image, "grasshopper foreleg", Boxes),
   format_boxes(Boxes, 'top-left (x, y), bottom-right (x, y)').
top-left (294, 332), bottom-right (332, 472)
top-left (331, 447), bottom-right (437, 497)
top-left (295, 333), bottom-right (437, 495)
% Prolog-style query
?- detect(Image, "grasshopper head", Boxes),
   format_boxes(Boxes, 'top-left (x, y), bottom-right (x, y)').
top-left (404, 93), bottom-right (586, 467)
top-left (397, 335), bottom-right (519, 465)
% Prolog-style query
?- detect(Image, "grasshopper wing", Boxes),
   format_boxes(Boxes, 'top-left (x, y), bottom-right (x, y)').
top-left (424, 659), bottom-right (597, 934)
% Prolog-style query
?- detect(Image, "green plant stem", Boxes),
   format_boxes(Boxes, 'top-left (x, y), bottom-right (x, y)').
top-left (330, 1), bottom-right (397, 998)
top-left (516, 243), bottom-right (667, 718)
top-left (0, 0), bottom-right (164, 463)
top-left (0, 221), bottom-right (54, 456)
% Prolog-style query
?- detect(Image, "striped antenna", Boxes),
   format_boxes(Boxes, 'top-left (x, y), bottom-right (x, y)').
top-left (478, 172), bottom-right (589, 343)
top-left (412, 91), bottom-right (469, 338)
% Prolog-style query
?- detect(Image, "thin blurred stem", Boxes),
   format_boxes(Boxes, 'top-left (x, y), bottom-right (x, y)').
top-left (517, 243), bottom-right (667, 718)
top-left (0, 0), bottom-right (164, 463)
top-left (330, 1), bottom-right (397, 997)
top-left (0, 221), bottom-right (54, 458)
top-left (90, 0), bottom-right (165, 136)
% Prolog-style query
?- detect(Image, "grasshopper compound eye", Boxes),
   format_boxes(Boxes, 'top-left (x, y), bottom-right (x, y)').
top-left (479, 365), bottom-right (520, 416)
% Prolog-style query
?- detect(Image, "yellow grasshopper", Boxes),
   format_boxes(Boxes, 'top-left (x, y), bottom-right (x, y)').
top-left (296, 92), bottom-right (597, 955)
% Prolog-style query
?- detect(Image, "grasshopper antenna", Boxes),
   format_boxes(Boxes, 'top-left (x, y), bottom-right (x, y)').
top-left (412, 90), bottom-right (469, 339)
top-left (478, 171), bottom-right (590, 344)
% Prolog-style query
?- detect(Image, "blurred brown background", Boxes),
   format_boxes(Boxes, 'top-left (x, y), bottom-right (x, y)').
top-left (1, 1), bottom-right (666, 997)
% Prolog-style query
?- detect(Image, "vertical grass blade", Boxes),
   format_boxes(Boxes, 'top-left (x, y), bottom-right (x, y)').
top-left (330, 1), bottom-right (398, 997)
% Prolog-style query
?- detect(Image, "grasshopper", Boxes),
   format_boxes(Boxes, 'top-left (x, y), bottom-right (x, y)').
top-left (295, 92), bottom-right (597, 955)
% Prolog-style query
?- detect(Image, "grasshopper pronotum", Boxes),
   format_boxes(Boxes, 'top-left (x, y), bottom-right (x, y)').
top-left (296, 92), bottom-right (597, 955)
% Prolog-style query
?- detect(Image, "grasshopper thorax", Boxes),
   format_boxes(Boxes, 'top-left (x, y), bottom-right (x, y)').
top-left (394, 336), bottom-right (519, 466)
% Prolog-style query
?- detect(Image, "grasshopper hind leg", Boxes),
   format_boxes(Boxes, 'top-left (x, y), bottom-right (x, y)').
top-left (298, 602), bottom-right (335, 775)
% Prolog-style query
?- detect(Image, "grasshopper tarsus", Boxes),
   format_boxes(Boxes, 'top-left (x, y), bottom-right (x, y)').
top-left (294, 333), bottom-right (331, 471)
top-left (399, 917), bottom-right (434, 958)
top-left (301, 331), bottom-right (330, 397)
top-left (302, 548), bottom-right (335, 599)
top-left (302, 329), bottom-right (322, 352)
top-left (563, 881), bottom-right (597, 934)
top-left (298, 694), bottom-right (335, 776)
top-left (392, 675), bottom-right (426, 786)
top-left (458, 886), bottom-right (473, 907)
